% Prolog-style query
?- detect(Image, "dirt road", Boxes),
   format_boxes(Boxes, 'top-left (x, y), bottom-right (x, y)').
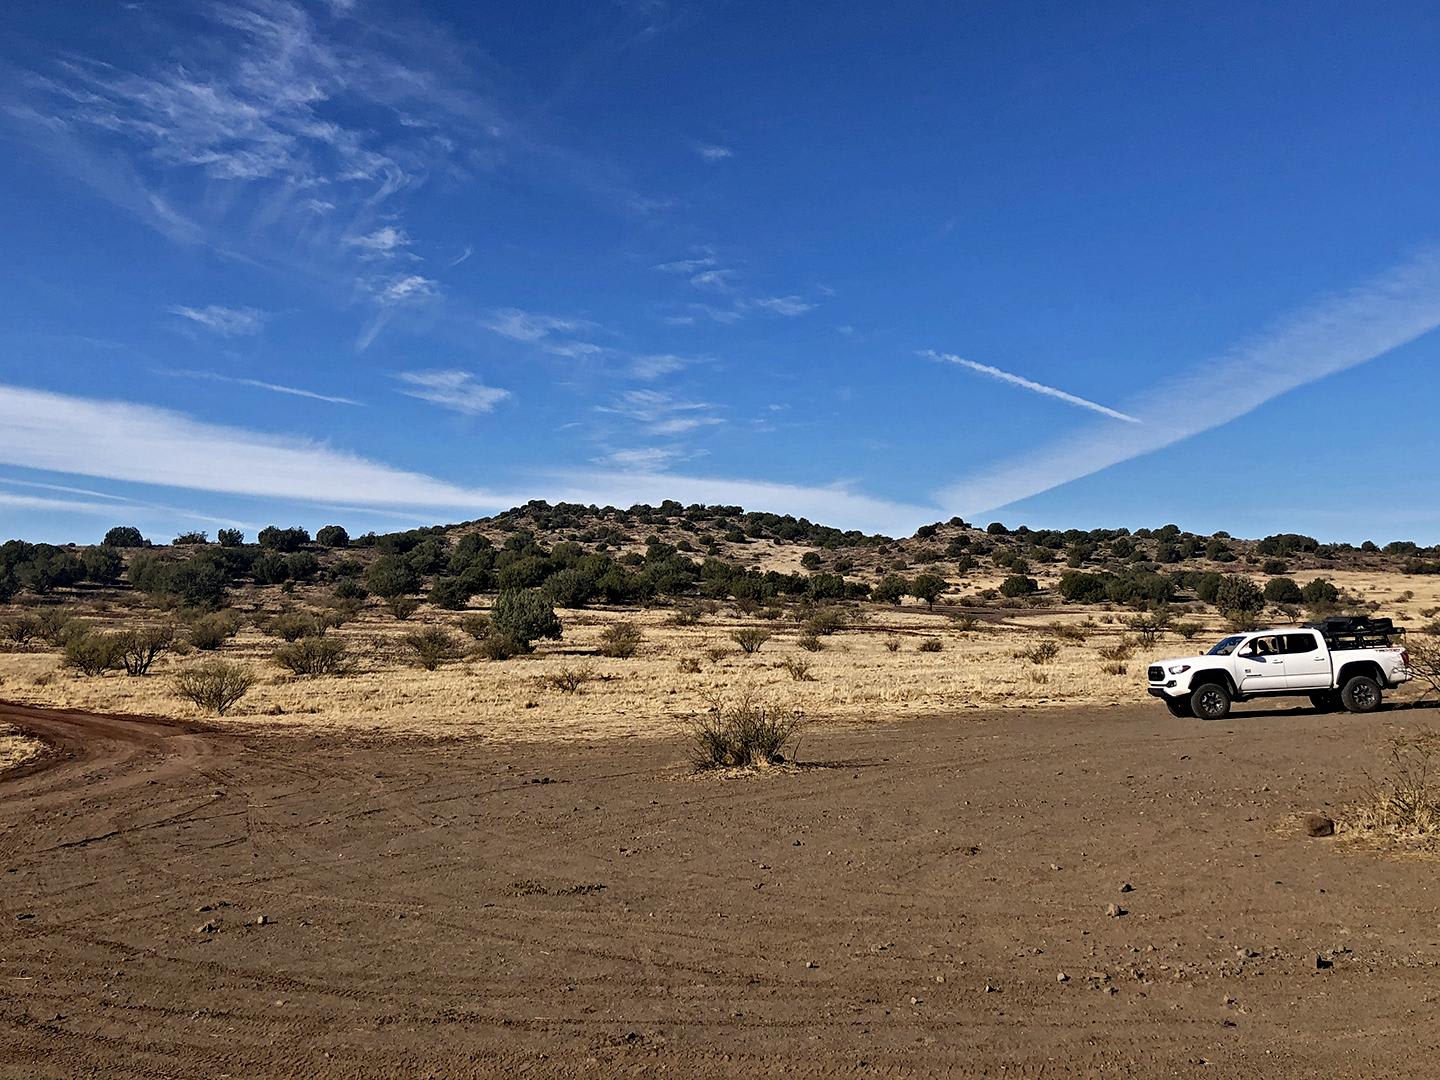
top-left (2, 700), bottom-right (1438, 1078)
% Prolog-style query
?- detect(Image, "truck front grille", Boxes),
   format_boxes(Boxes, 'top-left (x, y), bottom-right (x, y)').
top-left (1148, 666), bottom-right (1164, 682)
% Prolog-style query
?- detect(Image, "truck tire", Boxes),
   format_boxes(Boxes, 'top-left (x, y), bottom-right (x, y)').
top-left (1340, 675), bottom-right (1382, 714)
top-left (1190, 682), bottom-right (1231, 720)
top-left (1309, 691), bottom-right (1341, 713)
top-left (1164, 696), bottom-right (1193, 718)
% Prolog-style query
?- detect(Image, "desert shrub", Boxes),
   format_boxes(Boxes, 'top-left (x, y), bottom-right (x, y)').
top-left (1407, 635), bottom-right (1440, 701)
top-left (386, 597), bottom-right (421, 621)
top-left (1215, 576), bottom-right (1264, 616)
top-left (781, 656), bottom-right (815, 681)
top-left (286, 552), bottom-right (321, 582)
top-left (797, 632), bottom-right (823, 652)
top-left (1000, 574), bottom-right (1039, 598)
top-left (872, 574), bottom-right (908, 605)
top-left (703, 645), bottom-right (731, 664)
top-left (802, 606), bottom-right (848, 637)
top-left (1263, 577), bottom-right (1304, 605)
top-left (474, 634), bottom-right (522, 661)
top-left (258, 526), bottom-right (311, 552)
top-left (669, 604), bottom-right (704, 626)
top-left (114, 625), bottom-right (176, 676)
top-left (688, 691), bottom-right (804, 769)
top-left (32, 609), bottom-right (82, 647)
top-left (1048, 623), bottom-right (1087, 643)
top-left (266, 611), bottom-right (326, 642)
top-left (323, 601), bottom-right (362, 628)
top-left (175, 660), bottom-right (256, 716)
top-left (273, 636), bottom-right (349, 676)
top-left (173, 531), bottom-right (209, 546)
top-left (1020, 640), bottom-right (1061, 665)
top-left (63, 631), bottom-right (121, 676)
top-left (491, 589), bottom-right (563, 652)
top-left (676, 656), bottom-right (702, 674)
top-left (217, 529), bottom-right (244, 547)
top-left (102, 526), bottom-right (147, 548)
top-left (1101, 661), bottom-right (1128, 676)
top-left (1347, 728), bottom-right (1440, 843)
top-left (917, 638), bottom-right (943, 653)
top-left (1173, 620), bottom-right (1203, 641)
top-left (1123, 607), bottom-right (1171, 646)
top-left (332, 579), bottom-right (368, 602)
top-left (541, 666), bottom-right (596, 694)
top-left (316, 525), bottom-right (350, 548)
top-left (188, 611), bottom-right (240, 651)
top-left (251, 554), bottom-right (290, 586)
top-left (597, 621), bottom-right (643, 659)
top-left (1, 614), bottom-right (41, 647)
top-left (950, 614), bottom-right (980, 632)
top-left (884, 637), bottom-right (901, 652)
top-left (428, 576), bottom-right (474, 611)
top-left (909, 572), bottom-right (946, 608)
top-left (402, 626), bottom-right (464, 670)
top-left (1097, 642), bottom-right (1135, 662)
top-left (366, 555), bottom-right (421, 600)
top-left (1302, 577), bottom-right (1340, 606)
top-left (731, 627), bottom-right (771, 654)
top-left (459, 613), bottom-right (491, 639)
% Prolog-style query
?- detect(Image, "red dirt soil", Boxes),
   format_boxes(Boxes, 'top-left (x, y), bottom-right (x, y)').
top-left (2, 699), bottom-right (1438, 1078)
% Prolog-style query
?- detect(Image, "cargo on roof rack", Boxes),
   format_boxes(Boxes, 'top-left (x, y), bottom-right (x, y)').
top-left (1304, 615), bottom-right (1404, 649)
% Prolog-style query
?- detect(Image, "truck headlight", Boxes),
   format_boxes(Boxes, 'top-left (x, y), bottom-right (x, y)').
top-left (1168, 664), bottom-right (1191, 675)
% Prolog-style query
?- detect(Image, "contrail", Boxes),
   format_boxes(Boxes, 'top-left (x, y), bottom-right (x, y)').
top-left (924, 352), bottom-right (1141, 423)
top-left (939, 248), bottom-right (1440, 517)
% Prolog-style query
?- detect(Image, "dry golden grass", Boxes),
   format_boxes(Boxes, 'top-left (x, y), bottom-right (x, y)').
top-left (1341, 726), bottom-right (1440, 853)
top-left (0, 571), bottom-right (1432, 743)
top-left (0, 723), bottom-right (44, 771)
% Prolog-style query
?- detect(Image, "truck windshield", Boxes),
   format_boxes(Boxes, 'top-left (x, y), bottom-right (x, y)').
top-left (1207, 635), bottom-right (1245, 656)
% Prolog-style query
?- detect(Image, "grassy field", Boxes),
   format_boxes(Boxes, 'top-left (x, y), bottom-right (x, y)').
top-left (2, 566), bottom-right (1435, 742)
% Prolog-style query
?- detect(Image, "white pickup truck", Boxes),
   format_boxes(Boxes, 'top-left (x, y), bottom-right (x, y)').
top-left (1147, 617), bottom-right (1411, 719)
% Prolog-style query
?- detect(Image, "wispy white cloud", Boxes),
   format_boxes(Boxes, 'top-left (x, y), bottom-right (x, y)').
top-left (346, 225), bottom-right (411, 256)
top-left (939, 249), bottom-right (1440, 516)
top-left (654, 255), bottom-right (718, 275)
top-left (689, 268), bottom-right (737, 292)
top-left (374, 274), bottom-right (439, 304)
top-left (447, 244), bottom-right (474, 268)
top-left (168, 304), bottom-right (268, 336)
top-left (601, 389), bottom-right (722, 435)
top-left (395, 370), bottom-right (510, 415)
top-left (752, 295), bottom-right (815, 317)
top-left (924, 352), bottom-right (1141, 424)
top-left (482, 307), bottom-right (590, 343)
top-left (596, 446), bottom-right (687, 470)
top-left (694, 143), bottom-right (733, 161)
top-left (158, 369), bottom-right (362, 406)
top-left (627, 353), bottom-right (691, 379)
top-left (0, 382), bottom-right (517, 510)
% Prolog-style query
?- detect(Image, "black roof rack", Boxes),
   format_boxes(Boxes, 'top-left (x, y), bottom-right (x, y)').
top-left (1304, 616), bottom-right (1404, 649)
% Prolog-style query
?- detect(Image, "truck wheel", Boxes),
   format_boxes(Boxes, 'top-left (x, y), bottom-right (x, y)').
top-left (1165, 696), bottom-right (1193, 718)
top-left (1340, 675), bottom-right (1382, 713)
top-left (1309, 692), bottom-right (1341, 713)
top-left (1190, 682), bottom-right (1231, 720)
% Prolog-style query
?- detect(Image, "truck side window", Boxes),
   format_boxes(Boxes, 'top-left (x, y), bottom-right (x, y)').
top-left (1283, 633), bottom-right (1320, 654)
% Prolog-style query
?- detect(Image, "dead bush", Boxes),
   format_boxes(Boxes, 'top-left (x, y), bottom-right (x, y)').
top-left (688, 691), bottom-right (804, 769)
top-left (949, 614), bottom-right (980, 632)
top-left (1096, 642), bottom-right (1134, 663)
top-left (541, 666), bottom-right (596, 694)
top-left (1346, 728), bottom-right (1440, 845)
top-left (1406, 635), bottom-right (1440, 701)
top-left (796, 632), bottom-right (824, 652)
top-left (917, 638), bottom-right (943, 653)
top-left (1019, 640), bottom-right (1061, 665)
top-left (1, 615), bottom-right (41, 648)
top-left (266, 611), bottom-right (326, 642)
top-left (36, 609), bottom-right (83, 647)
top-left (175, 660), bottom-right (256, 716)
top-left (1173, 620), bottom-right (1203, 641)
top-left (386, 597), bottom-right (420, 621)
top-left (1048, 623), bottom-right (1087, 643)
top-left (1101, 661), bottom-right (1128, 676)
top-left (731, 627), bottom-right (771, 654)
top-left (273, 636), bottom-right (349, 676)
top-left (780, 657), bottom-right (815, 681)
top-left (458, 614), bottom-right (491, 640)
top-left (703, 645), bottom-right (731, 664)
top-left (474, 634), bottom-right (522, 661)
top-left (676, 656), bottom-right (702, 674)
top-left (598, 621), bottom-right (643, 659)
top-left (802, 606), bottom-right (849, 637)
top-left (402, 626), bottom-right (464, 670)
top-left (884, 637), bottom-right (902, 653)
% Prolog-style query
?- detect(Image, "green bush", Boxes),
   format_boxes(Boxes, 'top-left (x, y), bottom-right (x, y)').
top-left (386, 597), bottom-right (421, 621)
top-left (257, 526), bottom-right (311, 552)
top-left (175, 660), bottom-right (256, 716)
top-left (1303, 578), bottom-right (1340, 606)
top-left (102, 526), bottom-right (147, 548)
top-left (273, 636), bottom-right (349, 676)
top-left (909, 573), bottom-right (946, 608)
top-left (597, 620), bottom-right (643, 658)
top-left (731, 627), bottom-right (771, 654)
top-left (63, 631), bottom-right (121, 676)
top-left (474, 634), bottom-right (522, 661)
top-left (366, 555), bottom-right (421, 600)
top-left (332, 579), bottom-right (368, 601)
top-left (1000, 574), bottom-right (1039, 598)
top-left (1215, 576), bottom-right (1264, 616)
top-left (114, 625), bottom-right (176, 676)
top-left (490, 589), bottom-right (562, 652)
top-left (1263, 577), bottom-right (1304, 604)
top-left (873, 574), bottom-right (908, 605)
top-left (266, 611), bottom-right (326, 642)
top-left (428, 576), bottom-right (474, 611)
top-left (316, 525), bottom-right (350, 548)
top-left (402, 626), bottom-right (464, 670)
top-left (188, 611), bottom-right (240, 651)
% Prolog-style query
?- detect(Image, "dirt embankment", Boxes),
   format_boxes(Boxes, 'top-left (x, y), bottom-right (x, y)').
top-left (2, 699), bottom-right (1439, 1078)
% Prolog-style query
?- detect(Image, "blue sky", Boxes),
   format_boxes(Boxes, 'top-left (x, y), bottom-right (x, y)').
top-left (2, 1), bottom-right (1439, 544)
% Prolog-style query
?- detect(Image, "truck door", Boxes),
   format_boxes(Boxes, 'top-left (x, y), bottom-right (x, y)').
top-left (1237, 635), bottom-right (1287, 692)
top-left (1282, 631), bottom-right (1331, 689)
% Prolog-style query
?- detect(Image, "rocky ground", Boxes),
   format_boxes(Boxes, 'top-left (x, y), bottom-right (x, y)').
top-left (2, 699), bottom-right (1438, 1078)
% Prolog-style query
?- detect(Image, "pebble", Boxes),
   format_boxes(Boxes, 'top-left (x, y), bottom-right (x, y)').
top-left (1106, 904), bottom-right (1127, 918)
top-left (196, 921), bottom-right (218, 934)
top-left (1303, 814), bottom-right (1336, 838)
